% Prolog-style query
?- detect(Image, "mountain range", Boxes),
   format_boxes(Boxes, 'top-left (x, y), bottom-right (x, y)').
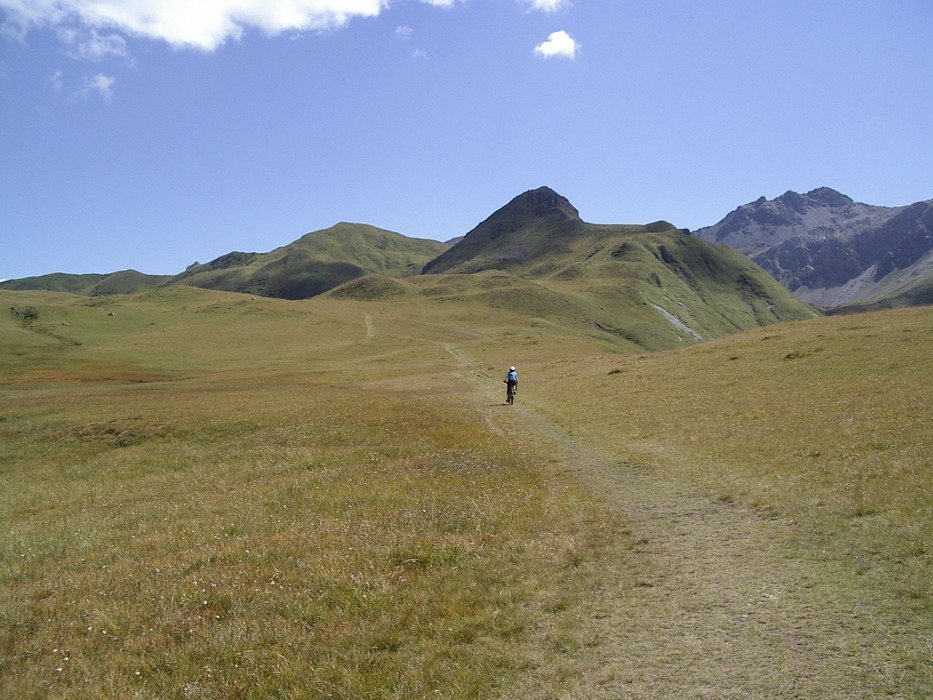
top-left (692, 187), bottom-right (933, 309)
top-left (3, 186), bottom-right (930, 327)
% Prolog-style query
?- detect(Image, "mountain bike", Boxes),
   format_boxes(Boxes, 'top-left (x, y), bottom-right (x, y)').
top-left (506, 382), bottom-right (516, 405)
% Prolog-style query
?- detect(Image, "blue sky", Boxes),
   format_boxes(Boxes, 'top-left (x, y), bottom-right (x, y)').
top-left (2, 0), bottom-right (931, 280)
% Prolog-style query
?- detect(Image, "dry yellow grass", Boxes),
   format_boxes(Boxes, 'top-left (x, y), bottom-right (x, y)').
top-left (2, 288), bottom-right (931, 697)
top-left (0, 289), bottom-right (631, 698)
top-left (528, 306), bottom-right (932, 696)
top-left (535, 307), bottom-right (932, 602)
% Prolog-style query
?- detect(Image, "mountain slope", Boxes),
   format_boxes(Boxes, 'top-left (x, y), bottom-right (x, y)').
top-left (162, 223), bottom-right (448, 300)
top-left (424, 187), bottom-right (592, 274)
top-left (423, 186), bottom-right (675, 277)
top-left (3, 225), bottom-right (447, 301)
top-left (693, 188), bottom-right (933, 307)
top-left (0, 270), bottom-right (171, 295)
top-left (415, 187), bottom-right (817, 350)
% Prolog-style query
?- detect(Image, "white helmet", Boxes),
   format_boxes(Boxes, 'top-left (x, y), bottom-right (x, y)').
top-left (510, 366), bottom-right (515, 371)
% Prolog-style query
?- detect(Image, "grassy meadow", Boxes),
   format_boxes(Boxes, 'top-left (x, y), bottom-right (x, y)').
top-left (536, 306), bottom-right (932, 604)
top-left (1, 287), bottom-right (931, 698)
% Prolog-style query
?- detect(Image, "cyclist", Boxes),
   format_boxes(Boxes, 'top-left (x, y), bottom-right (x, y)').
top-left (504, 366), bottom-right (518, 404)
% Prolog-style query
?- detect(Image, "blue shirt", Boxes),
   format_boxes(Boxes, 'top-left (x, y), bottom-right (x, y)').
top-left (507, 370), bottom-right (518, 383)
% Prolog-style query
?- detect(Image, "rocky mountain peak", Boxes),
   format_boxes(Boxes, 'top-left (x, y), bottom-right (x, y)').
top-left (421, 187), bottom-right (587, 274)
top-left (803, 187), bottom-right (853, 208)
top-left (766, 187), bottom-right (853, 216)
top-left (494, 186), bottom-right (581, 223)
top-left (694, 188), bottom-right (931, 307)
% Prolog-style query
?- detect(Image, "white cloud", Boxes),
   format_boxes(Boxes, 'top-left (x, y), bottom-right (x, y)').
top-left (59, 28), bottom-right (132, 62)
top-left (0, 0), bottom-right (389, 51)
top-left (49, 69), bottom-right (64, 91)
top-left (533, 30), bottom-right (577, 59)
top-left (395, 25), bottom-right (413, 39)
top-left (523, 0), bottom-right (571, 12)
top-left (75, 73), bottom-right (116, 101)
top-left (2, 0), bottom-right (574, 59)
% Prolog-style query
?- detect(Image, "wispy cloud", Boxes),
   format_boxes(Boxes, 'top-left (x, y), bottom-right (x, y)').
top-left (395, 24), bottom-right (427, 59)
top-left (523, 0), bottom-right (571, 12)
top-left (58, 27), bottom-right (133, 63)
top-left (49, 69), bottom-right (64, 92)
top-left (533, 30), bottom-right (578, 59)
top-left (75, 73), bottom-right (116, 102)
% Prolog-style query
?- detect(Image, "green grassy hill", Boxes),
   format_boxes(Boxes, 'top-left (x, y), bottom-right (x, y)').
top-left (423, 187), bottom-right (598, 275)
top-left (420, 187), bottom-right (817, 351)
top-left (0, 270), bottom-right (171, 295)
top-left (167, 223), bottom-right (448, 299)
top-left (2, 225), bottom-right (447, 301)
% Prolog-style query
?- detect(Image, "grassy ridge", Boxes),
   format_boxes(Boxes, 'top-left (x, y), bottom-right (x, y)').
top-left (539, 231), bottom-right (818, 351)
top-left (168, 224), bottom-right (448, 300)
top-left (420, 186), bottom-right (816, 351)
top-left (0, 271), bottom-right (170, 296)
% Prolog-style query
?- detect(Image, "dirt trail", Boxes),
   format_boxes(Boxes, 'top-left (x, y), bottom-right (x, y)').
top-left (445, 345), bottom-right (915, 698)
top-left (363, 313), bottom-right (377, 340)
top-left (444, 343), bottom-right (504, 437)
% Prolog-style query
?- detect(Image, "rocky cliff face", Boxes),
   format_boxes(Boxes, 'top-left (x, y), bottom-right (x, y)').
top-left (693, 188), bottom-right (933, 307)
